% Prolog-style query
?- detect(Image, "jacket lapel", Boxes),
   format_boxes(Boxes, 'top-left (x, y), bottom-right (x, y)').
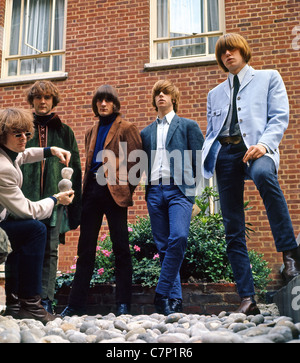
top-left (149, 121), bottom-right (157, 151)
top-left (166, 114), bottom-right (180, 147)
top-left (104, 116), bottom-right (122, 149)
top-left (223, 79), bottom-right (231, 99)
top-left (239, 66), bottom-right (255, 92)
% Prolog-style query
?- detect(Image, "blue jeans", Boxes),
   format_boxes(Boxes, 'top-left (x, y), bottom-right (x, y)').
top-left (147, 181), bottom-right (193, 300)
top-left (216, 143), bottom-right (297, 297)
top-left (1, 219), bottom-right (47, 298)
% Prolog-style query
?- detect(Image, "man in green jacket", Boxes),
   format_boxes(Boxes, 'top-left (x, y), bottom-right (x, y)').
top-left (20, 81), bottom-right (82, 314)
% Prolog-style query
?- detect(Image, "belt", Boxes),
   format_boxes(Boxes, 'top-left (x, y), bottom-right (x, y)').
top-left (149, 177), bottom-right (174, 185)
top-left (219, 136), bottom-right (242, 145)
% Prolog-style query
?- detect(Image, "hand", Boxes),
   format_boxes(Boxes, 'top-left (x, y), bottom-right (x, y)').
top-left (50, 147), bottom-right (71, 166)
top-left (54, 190), bottom-right (75, 206)
top-left (243, 144), bottom-right (267, 164)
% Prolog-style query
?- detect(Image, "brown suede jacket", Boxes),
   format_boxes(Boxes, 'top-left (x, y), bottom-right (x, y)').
top-left (83, 115), bottom-right (142, 207)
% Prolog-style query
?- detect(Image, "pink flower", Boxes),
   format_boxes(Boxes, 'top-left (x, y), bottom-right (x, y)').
top-left (70, 264), bottom-right (76, 270)
top-left (96, 246), bottom-right (101, 251)
top-left (134, 245), bottom-right (141, 252)
top-left (97, 268), bottom-right (104, 275)
top-left (100, 234), bottom-right (107, 241)
top-left (128, 227), bottom-right (133, 232)
top-left (153, 253), bottom-right (159, 260)
top-left (101, 249), bottom-right (112, 257)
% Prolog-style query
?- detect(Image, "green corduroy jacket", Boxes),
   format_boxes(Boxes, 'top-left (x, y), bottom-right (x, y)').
top-left (21, 113), bottom-right (82, 237)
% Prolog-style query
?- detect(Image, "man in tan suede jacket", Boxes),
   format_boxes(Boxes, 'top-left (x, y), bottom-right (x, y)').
top-left (62, 85), bottom-right (142, 317)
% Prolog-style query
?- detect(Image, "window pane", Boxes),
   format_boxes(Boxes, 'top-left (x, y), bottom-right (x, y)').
top-left (53, 0), bottom-right (65, 50)
top-left (171, 37), bottom-right (206, 58)
top-left (170, 0), bottom-right (204, 36)
top-left (9, 0), bottom-right (21, 56)
top-left (53, 55), bottom-right (62, 71)
top-left (207, 0), bottom-right (219, 32)
top-left (157, 42), bottom-right (169, 60)
top-left (209, 36), bottom-right (218, 53)
top-left (157, 0), bottom-right (168, 38)
top-left (20, 57), bottom-right (50, 74)
top-left (8, 60), bottom-right (18, 76)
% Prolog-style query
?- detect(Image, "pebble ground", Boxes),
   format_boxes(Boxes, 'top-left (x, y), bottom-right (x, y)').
top-left (0, 304), bottom-right (299, 343)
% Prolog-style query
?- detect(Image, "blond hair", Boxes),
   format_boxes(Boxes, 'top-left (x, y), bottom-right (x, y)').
top-left (152, 80), bottom-right (180, 113)
top-left (0, 108), bottom-right (34, 145)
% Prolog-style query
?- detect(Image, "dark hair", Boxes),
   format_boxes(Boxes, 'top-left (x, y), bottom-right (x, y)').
top-left (92, 85), bottom-right (121, 117)
top-left (25, 80), bottom-right (61, 108)
top-left (215, 33), bottom-right (252, 72)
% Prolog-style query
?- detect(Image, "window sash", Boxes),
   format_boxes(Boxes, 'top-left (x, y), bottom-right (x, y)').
top-left (3, 0), bottom-right (66, 78)
top-left (152, 0), bottom-right (224, 61)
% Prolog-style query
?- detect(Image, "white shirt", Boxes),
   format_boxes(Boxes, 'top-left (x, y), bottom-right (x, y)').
top-left (219, 64), bottom-right (249, 137)
top-left (150, 110), bottom-right (175, 182)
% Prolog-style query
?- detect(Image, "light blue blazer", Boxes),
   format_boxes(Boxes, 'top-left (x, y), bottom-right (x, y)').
top-left (202, 66), bottom-right (289, 180)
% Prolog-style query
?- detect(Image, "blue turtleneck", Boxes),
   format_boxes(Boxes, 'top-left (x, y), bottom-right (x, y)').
top-left (90, 113), bottom-right (118, 173)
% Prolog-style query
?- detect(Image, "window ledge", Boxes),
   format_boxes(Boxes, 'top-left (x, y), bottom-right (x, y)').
top-left (144, 55), bottom-right (217, 71)
top-left (0, 72), bottom-right (68, 86)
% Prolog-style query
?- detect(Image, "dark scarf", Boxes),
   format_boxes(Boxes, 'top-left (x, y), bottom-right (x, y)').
top-left (34, 113), bottom-right (55, 127)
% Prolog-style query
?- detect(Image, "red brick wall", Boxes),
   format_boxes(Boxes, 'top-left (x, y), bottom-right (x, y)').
top-left (0, 0), bottom-right (299, 291)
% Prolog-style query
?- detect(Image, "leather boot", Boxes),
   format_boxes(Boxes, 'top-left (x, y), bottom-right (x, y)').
top-left (230, 297), bottom-right (260, 316)
top-left (154, 293), bottom-right (175, 315)
top-left (169, 298), bottom-right (183, 313)
top-left (1, 293), bottom-right (20, 318)
top-left (18, 295), bottom-right (56, 324)
top-left (282, 246), bottom-right (300, 282)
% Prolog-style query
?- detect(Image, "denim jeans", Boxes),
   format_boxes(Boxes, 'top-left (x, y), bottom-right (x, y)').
top-left (2, 219), bottom-right (47, 298)
top-left (216, 143), bottom-right (297, 297)
top-left (147, 181), bottom-right (193, 300)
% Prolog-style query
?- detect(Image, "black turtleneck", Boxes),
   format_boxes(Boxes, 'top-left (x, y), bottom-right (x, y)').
top-left (1, 145), bottom-right (18, 162)
top-left (34, 113), bottom-right (55, 127)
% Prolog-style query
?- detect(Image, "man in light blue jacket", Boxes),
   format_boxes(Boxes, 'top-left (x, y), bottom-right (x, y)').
top-left (202, 33), bottom-right (300, 315)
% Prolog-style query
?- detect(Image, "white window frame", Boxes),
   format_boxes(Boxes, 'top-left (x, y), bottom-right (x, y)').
top-left (146, 0), bottom-right (225, 70)
top-left (0, 0), bottom-right (68, 85)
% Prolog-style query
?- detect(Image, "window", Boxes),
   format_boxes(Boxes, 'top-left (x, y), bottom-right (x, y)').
top-left (148, 0), bottom-right (225, 68)
top-left (1, 0), bottom-right (66, 82)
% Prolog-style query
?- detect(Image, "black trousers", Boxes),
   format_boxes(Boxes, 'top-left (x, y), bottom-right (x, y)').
top-left (68, 174), bottom-right (132, 308)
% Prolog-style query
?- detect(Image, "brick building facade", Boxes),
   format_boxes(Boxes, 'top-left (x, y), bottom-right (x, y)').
top-left (0, 0), bottom-right (299, 293)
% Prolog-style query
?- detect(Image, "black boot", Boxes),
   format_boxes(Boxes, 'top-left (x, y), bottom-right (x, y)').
top-left (169, 298), bottom-right (183, 313)
top-left (116, 303), bottom-right (131, 316)
top-left (41, 298), bottom-right (54, 314)
top-left (154, 293), bottom-right (175, 315)
top-left (60, 305), bottom-right (86, 318)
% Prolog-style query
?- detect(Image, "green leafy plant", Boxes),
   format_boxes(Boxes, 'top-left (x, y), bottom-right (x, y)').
top-left (56, 187), bottom-right (272, 297)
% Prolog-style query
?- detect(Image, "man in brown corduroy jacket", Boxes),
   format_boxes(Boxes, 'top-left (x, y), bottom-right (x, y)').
top-left (61, 85), bottom-right (142, 317)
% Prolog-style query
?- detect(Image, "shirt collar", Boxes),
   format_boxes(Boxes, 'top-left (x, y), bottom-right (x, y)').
top-left (156, 110), bottom-right (175, 124)
top-left (229, 64), bottom-right (249, 88)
